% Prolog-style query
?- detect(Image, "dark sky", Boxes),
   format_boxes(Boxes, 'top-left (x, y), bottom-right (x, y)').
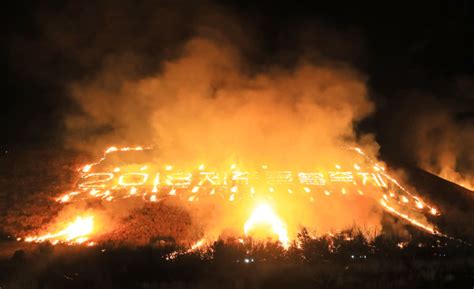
top-left (2, 1), bottom-right (473, 164)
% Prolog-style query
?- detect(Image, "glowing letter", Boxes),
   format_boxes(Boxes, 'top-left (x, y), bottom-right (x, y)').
top-left (118, 173), bottom-right (149, 187)
top-left (79, 173), bottom-right (114, 188)
top-left (328, 172), bottom-right (354, 183)
top-left (266, 171), bottom-right (293, 184)
top-left (199, 172), bottom-right (219, 186)
top-left (165, 173), bottom-right (192, 188)
top-left (298, 172), bottom-right (326, 186)
top-left (357, 172), bottom-right (382, 187)
top-left (232, 171), bottom-right (249, 185)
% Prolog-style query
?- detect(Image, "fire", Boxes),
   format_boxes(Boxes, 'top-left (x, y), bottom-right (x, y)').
top-left (19, 145), bottom-right (448, 248)
top-left (166, 238), bottom-right (207, 260)
top-left (79, 146), bottom-right (150, 173)
top-left (244, 204), bottom-right (289, 248)
top-left (25, 216), bottom-right (95, 245)
top-left (190, 239), bottom-right (205, 250)
top-left (379, 199), bottom-right (439, 235)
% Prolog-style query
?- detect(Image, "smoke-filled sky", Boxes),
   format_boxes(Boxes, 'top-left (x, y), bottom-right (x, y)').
top-left (2, 0), bottom-right (474, 187)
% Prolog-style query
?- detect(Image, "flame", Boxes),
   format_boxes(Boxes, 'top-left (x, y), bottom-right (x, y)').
top-left (82, 164), bottom-right (93, 173)
top-left (244, 204), bottom-right (289, 248)
top-left (23, 145), bottom-right (447, 248)
top-left (166, 238), bottom-right (207, 260)
top-left (379, 199), bottom-right (439, 235)
top-left (190, 239), bottom-right (205, 250)
top-left (25, 216), bottom-right (95, 245)
top-left (79, 146), bottom-right (150, 174)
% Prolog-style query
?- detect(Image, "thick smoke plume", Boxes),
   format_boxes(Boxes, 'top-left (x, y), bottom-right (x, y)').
top-left (68, 36), bottom-right (375, 168)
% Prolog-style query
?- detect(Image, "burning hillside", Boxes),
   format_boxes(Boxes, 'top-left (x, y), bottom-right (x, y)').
top-left (2, 35), bottom-right (470, 251)
top-left (14, 144), bottom-right (444, 248)
top-left (3, 2), bottom-right (474, 288)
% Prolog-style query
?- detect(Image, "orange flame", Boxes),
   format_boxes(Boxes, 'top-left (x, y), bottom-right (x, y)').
top-left (244, 204), bottom-right (289, 248)
top-left (25, 216), bottom-right (95, 245)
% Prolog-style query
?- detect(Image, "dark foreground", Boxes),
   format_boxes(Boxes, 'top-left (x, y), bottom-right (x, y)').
top-left (0, 230), bottom-right (472, 289)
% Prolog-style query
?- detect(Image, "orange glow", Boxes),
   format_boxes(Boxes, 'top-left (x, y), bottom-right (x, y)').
top-left (25, 216), bottom-right (95, 245)
top-left (244, 204), bottom-right (289, 248)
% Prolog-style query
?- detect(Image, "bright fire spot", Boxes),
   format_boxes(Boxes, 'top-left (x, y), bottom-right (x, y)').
top-left (25, 216), bottom-right (95, 245)
top-left (397, 242), bottom-right (408, 249)
top-left (82, 164), bottom-right (93, 173)
top-left (105, 146), bottom-right (118, 154)
top-left (244, 204), bottom-right (289, 249)
top-left (166, 238), bottom-right (206, 260)
top-left (416, 201), bottom-right (424, 209)
top-left (58, 194), bottom-right (70, 203)
top-left (190, 239), bottom-right (205, 250)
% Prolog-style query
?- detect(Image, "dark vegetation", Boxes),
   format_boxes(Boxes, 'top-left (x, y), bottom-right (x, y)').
top-left (0, 228), bottom-right (472, 289)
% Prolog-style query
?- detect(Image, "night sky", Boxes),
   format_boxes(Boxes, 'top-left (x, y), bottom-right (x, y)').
top-left (2, 1), bottom-right (473, 165)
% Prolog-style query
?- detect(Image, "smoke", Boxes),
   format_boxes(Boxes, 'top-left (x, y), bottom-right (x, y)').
top-left (68, 36), bottom-right (374, 166)
top-left (415, 111), bottom-right (474, 191)
top-left (381, 91), bottom-right (474, 191)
